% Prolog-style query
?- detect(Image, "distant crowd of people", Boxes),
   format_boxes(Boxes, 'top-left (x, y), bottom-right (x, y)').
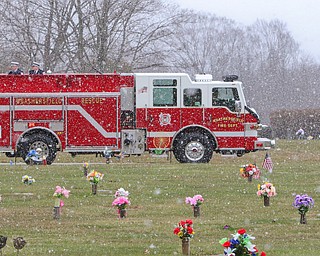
top-left (8, 61), bottom-right (44, 75)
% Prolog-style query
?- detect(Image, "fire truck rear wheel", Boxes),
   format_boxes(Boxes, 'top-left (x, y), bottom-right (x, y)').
top-left (173, 132), bottom-right (214, 163)
top-left (21, 134), bottom-right (57, 165)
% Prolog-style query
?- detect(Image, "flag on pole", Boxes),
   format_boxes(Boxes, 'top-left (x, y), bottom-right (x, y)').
top-left (253, 164), bottom-right (261, 179)
top-left (262, 153), bottom-right (273, 173)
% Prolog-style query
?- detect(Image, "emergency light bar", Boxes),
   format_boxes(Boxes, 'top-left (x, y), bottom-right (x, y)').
top-left (222, 75), bottom-right (238, 82)
top-left (194, 74), bottom-right (213, 82)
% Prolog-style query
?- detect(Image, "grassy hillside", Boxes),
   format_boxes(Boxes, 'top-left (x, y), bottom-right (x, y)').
top-left (0, 140), bottom-right (319, 255)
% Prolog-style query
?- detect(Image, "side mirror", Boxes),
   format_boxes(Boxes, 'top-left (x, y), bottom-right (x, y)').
top-left (235, 100), bottom-right (241, 112)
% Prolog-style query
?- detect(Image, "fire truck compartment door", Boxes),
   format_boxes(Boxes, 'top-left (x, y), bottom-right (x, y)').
top-left (0, 96), bottom-right (12, 150)
top-left (66, 94), bottom-right (120, 147)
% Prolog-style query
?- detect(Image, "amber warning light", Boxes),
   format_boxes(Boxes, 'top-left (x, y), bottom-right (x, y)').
top-left (28, 123), bottom-right (36, 128)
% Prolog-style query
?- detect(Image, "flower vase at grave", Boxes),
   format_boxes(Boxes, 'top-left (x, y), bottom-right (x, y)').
top-left (53, 198), bottom-right (61, 219)
top-left (92, 184), bottom-right (97, 195)
top-left (300, 213), bottom-right (307, 224)
top-left (181, 237), bottom-right (190, 255)
top-left (193, 206), bottom-right (200, 218)
top-left (248, 174), bottom-right (253, 182)
top-left (119, 208), bottom-right (126, 218)
top-left (263, 196), bottom-right (270, 207)
top-left (83, 167), bottom-right (88, 177)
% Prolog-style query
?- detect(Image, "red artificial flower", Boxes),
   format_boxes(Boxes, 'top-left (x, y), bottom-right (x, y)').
top-left (173, 227), bottom-right (180, 234)
top-left (187, 226), bottom-right (193, 234)
top-left (179, 220), bottom-right (186, 226)
top-left (261, 252), bottom-right (267, 256)
top-left (186, 219), bottom-right (193, 225)
top-left (237, 229), bottom-right (246, 235)
top-left (222, 241), bottom-right (231, 247)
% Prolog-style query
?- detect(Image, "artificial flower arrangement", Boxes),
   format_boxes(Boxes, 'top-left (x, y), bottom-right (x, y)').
top-left (83, 162), bottom-right (89, 176)
top-left (114, 187), bottom-right (130, 198)
top-left (112, 196), bottom-right (131, 218)
top-left (112, 196), bottom-right (130, 209)
top-left (186, 194), bottom-right (204, 217)
top-left (292, 194), bottom-right (314, 224)
top-left (22, 175), bottom-right (35, 185)
top-left (240, 164), bottom-right (260, 180)
top-left (257, 182), bottom-right (276, 197)
top-left (86, 170), bottom-right (104, 184)
top-left (173, 219), bottom-right (194, 239)
top-left (219, 228), bottom-right (266, 256)
top-left (53, 185), bottom-right (70, 200)
top-left (185, 194), bottom-right (204, 207)
top-left (53, 185), bottom-right (70, 219)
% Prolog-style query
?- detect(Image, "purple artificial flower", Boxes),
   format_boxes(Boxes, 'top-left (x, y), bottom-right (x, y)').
top-left (292, 194), bottom-right (314, 214)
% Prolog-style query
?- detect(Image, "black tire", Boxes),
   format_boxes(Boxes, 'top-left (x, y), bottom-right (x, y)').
top-left (173, 132), bottom-right (214, 163)
top-left (236, 151), bottom-right (245, 157)
top-left (20, 134), bottom-right (57, 165)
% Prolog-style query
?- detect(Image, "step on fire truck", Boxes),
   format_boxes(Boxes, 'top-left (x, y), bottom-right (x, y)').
top-left (0, 73), bottom-right (274, 164)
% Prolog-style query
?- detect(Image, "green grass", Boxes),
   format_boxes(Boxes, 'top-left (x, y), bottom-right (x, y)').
top-left (0, 139), bottom-right (319, 255)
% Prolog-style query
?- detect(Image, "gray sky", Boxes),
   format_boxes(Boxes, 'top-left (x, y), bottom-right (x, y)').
top-left (173, 0), bottom-right (320, 60)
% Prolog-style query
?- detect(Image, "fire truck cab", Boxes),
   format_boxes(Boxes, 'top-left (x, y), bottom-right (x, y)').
top-left (0, 72), bottom-right (273, 164)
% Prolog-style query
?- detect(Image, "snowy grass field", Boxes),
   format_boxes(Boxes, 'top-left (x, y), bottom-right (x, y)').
top-left (0, 140), bottom-right (319, 255)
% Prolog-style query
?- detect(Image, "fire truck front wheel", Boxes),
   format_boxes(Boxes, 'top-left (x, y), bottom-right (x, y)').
top-left (173, 132), bottom-right (214, 163)
top-left (21, 134), bottom-right (57, 165)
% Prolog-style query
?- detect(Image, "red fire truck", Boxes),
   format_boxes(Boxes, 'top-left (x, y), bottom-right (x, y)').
top-left (0, 73), bottom-right (273, 164)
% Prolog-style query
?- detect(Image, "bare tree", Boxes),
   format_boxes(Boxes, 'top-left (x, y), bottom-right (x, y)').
top-left (166, 12), bottom-right (247, 78)
top-left (0, 0), bottom-right (180, 73)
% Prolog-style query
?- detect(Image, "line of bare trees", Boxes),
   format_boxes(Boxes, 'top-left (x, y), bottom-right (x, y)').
top-left (0, 0), bottom-right (319, 124)
top-left (0, 0), bottom-right (182, 72)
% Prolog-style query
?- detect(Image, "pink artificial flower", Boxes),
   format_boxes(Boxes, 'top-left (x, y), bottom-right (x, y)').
top-left (62, 188), bottom-right (70, 198)
top-left (112, 196), bottom-right (130, 207)
top-left (185, 197), bottom-right (193, 204)
top-left (55, 186), bottom-right (63, 194)
top-left (186, 195), bottom-right (204, 206)
top-left (193, 194), bottom-right (204, 202)
top-left (54, 186), bottom-right (70, 198)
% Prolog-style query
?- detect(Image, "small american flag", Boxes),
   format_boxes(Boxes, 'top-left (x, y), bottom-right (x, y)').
top-left (138, 86), bottom-right (147, 94)
top-left (262, 153), bottom-right (273, 173)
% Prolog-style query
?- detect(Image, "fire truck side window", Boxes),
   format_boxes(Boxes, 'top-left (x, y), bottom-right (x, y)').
top-left (153, 88), bottom-right (177, 106)
top-left (153, 79), bottom-right (177, 107)
top-left (212, 87), bottom-right (239, 112)
top-left (183, 88), bottom-right (202, 107)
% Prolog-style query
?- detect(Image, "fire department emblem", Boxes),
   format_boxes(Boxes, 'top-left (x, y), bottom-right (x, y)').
top-left (159, 113), bottom-right (171, 126)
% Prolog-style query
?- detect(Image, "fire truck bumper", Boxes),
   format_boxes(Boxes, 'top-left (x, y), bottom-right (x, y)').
top-left (254, 138), bottom-right (275, 150)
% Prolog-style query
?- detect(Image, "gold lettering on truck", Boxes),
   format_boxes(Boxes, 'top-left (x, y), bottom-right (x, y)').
top-left (81, 98), bottom-right (106, 104)
top-left (15, 98), bottom-right (62, 105)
